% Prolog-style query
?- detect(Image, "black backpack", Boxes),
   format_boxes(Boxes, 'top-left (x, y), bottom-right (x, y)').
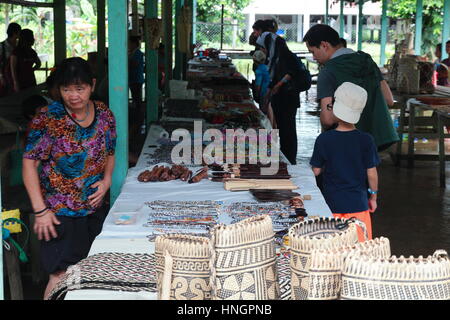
top-left (289, 53), bottom-right (312, 93)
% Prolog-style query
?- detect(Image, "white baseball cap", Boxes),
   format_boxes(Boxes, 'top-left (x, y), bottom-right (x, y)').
top-left (332, 82), bottom-right (368, 124)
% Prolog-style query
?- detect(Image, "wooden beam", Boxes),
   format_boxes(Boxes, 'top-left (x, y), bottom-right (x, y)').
top-left (414, 0), bottom-right (423, 56)
top-left (0, 0), bottom-right (54, 7)
top-left (325, 0), bottom-right (329, 25)
top-left (145, 0), bottom-right (159, 125)
top-left (108, 0), bottom-right (128, 205)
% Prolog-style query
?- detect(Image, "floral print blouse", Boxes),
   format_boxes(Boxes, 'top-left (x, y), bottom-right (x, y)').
top-left (23, 100), bottom-right (117, 217)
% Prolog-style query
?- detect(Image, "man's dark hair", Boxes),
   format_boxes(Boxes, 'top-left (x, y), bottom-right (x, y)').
top-left (252, 19), bottom-right (269, 32)
top-left (6, 22), bottom-right (21, 38)
top-left (446, 40), bottom-right (450, 46)
top-left (339, 37), bottom-right (347, 48)
top-left (129, 35), bottom-right (141, 46)
top-left (303, 24), bottom-right (340, 48)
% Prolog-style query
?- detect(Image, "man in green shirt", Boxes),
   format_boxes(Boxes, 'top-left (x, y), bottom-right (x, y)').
top-left (303, 24), bottom-right (398, 151)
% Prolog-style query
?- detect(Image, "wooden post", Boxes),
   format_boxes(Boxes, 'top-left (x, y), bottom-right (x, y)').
top-left (145, 0), bottom-right (159, 126)
top-left (4, 245), bottom-right (23, 300)
top-left (162, 0), bottom-right (173, 95)
top-left (357, 0), bottom-right (363, 51)
top-left (325, 0), bottom-right (329, 25)
top-left (442, 0), bottom-right (450, 60)
top-left (414, 0), bottom-right (423, 56)
top-left (108, 0), bottom-right (129, 205)
top-left (0, 164), bottom-right (3, 300)
top-left (380, 0), bottom-right (388, 66)
top-left (97, 0), bottom-right (106, 82)
top-left (54, 0), bottom-right (66, 64)
top-left (174, 0), bottom-right (183, 80)
top-left (220, 4), bottom-right (224, 50)
top-left (339, 0), bottom-right (345, 37)
top-left (192, 0), bottom-right (197, 44)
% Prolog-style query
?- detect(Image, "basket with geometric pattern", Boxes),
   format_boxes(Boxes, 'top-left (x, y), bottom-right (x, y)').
top-left (209, 214), bottom-right (280, 300)
top-left (307, 237), bottom-right (391, 300)
top-left (155, 234), bottom-right (211, 300)
top-left (288, 217), bottom-right (360, 300)
top-left (341, 249), bottom-right (450, 300)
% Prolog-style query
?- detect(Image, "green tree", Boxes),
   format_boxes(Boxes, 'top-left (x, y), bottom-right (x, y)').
top-left (388, 0), bottom-right (443, 58)
top-left (196, 0), bottom-right (250, 23)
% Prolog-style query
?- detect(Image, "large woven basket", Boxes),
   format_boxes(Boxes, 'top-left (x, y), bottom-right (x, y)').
top-left (155, 234), bottom-right (211, 300)
top-left (341, 250), bottom-right (450, 300)
top-left (289, 217), bottom-right (360, 300)
top-left (209, 215), bottom-right (280, 300)
top-left (307, 237), bottom-right (391, 300)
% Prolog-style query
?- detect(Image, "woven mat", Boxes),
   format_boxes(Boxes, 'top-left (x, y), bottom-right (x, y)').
top-left (49, 251), bottom-right (291, 300)
top-left (48, 252), bottom-right (156, 300)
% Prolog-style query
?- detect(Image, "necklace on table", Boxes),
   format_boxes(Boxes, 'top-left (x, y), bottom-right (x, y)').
top-left (66, 102), bottom-right (90, 122)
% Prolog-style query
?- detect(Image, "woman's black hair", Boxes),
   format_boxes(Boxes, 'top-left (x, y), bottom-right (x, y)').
top-left (17, 29), bottom-right (34, 48)
top-left (303, 24), bottom-right (340, 48)
top-left (53, 57), bottom-right (95, 88)
top-left (22, 94), bottom-right (48, 120)
top-left (252, 19), bottom-right (270, 33)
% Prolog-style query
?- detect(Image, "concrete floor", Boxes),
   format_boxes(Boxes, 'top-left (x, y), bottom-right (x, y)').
top-left (1, 85), bottom-right (450, 299)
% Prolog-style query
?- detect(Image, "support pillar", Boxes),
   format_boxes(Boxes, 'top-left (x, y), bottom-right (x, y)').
top-left (297, 14), bottom-right (303, 41)
top-left (162, 0), bottom-right (173, 94)
top-left (325, 0), bottom-right (329, 25)
top-left (339, 0), bottom-right (345, 37)
top-left (108, 0), bottom-right (128, 204)
top-left (414, 0), bottom-right (423, 56)
top-left (357, 0), bottom-right (363, 51)
top-left (380, 0), bottom-right (388, 66)
top-left (97, 0), bottom-right (106, 82)
top-left (145, 0), bottom-right (159, 126)
top-left (442, 0), bottom-right (450, 60)
top-left (346, 14), bottom-right (352, 43)
top-left (174, 0), bottom-right (183, 80)
top-left (54, 0), bottom-right (66, 64)
top-left (303, 13), bottom-right (310, 36)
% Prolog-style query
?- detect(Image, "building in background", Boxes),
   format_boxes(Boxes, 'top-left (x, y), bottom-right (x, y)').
top-left (243, 0), bottom-right (382, 44)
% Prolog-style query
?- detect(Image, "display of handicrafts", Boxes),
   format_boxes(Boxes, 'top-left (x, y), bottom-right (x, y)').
top-left (156, 234), bottom-right (211, 300)
top-left (209, 215), bottom-right (280, 300)
top-left (48, 253), bottom-right (156, 300)
top-left (144, 200), bottom-right (220, 235)
top-left (307, 237), bottom-right (391, 300)
top-left (288, 217), bottom-right (360, 300)
top-left (341, 249), bottom-right (450, 300)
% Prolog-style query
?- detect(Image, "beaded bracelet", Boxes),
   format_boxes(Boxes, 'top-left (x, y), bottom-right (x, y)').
top-left (34, 207), bottom-right (49, 215)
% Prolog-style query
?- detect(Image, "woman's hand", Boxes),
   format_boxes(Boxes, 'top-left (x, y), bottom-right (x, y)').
top-left (13, 80), bottom-right (19, 92)
top-left (33, 210), bottom-right (61, 241)
top-left (88, 178), bottom-right (111, 207)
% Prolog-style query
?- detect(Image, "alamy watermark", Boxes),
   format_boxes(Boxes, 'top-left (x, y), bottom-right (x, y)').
top-left (170, 121), bottom-right (280, 175)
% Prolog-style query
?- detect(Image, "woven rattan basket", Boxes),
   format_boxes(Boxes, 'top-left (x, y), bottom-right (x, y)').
top-left (341, 250), bottom-right (450, 300)
top-left (209, 214), bottom-right (280, 300)
top-left (307, 237), bottom-right (391, 300)
top-left (289, 217), bottom-right (360, 300)
top-left (155, 234), bottom-right (211, 300)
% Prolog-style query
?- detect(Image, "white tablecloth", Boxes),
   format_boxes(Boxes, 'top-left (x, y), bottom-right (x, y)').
top-left (65, 124), bottom-right (331, 300)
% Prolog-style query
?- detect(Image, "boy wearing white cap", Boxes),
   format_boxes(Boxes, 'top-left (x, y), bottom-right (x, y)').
top-left (310, 82), bottom-right (380, 241)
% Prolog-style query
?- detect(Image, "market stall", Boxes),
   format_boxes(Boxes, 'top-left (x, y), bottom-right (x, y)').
top-left (60, 54), bottom-right (332, 300)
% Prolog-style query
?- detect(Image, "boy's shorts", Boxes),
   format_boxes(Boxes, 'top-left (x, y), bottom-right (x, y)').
top-left (332, 210), bottom-right (372, 242)
top-left (40, 205), bottom-right (108, 274)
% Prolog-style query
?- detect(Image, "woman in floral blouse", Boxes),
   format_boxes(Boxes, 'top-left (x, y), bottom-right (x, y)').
top-left (22, 57), bottom-right (116, 299)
